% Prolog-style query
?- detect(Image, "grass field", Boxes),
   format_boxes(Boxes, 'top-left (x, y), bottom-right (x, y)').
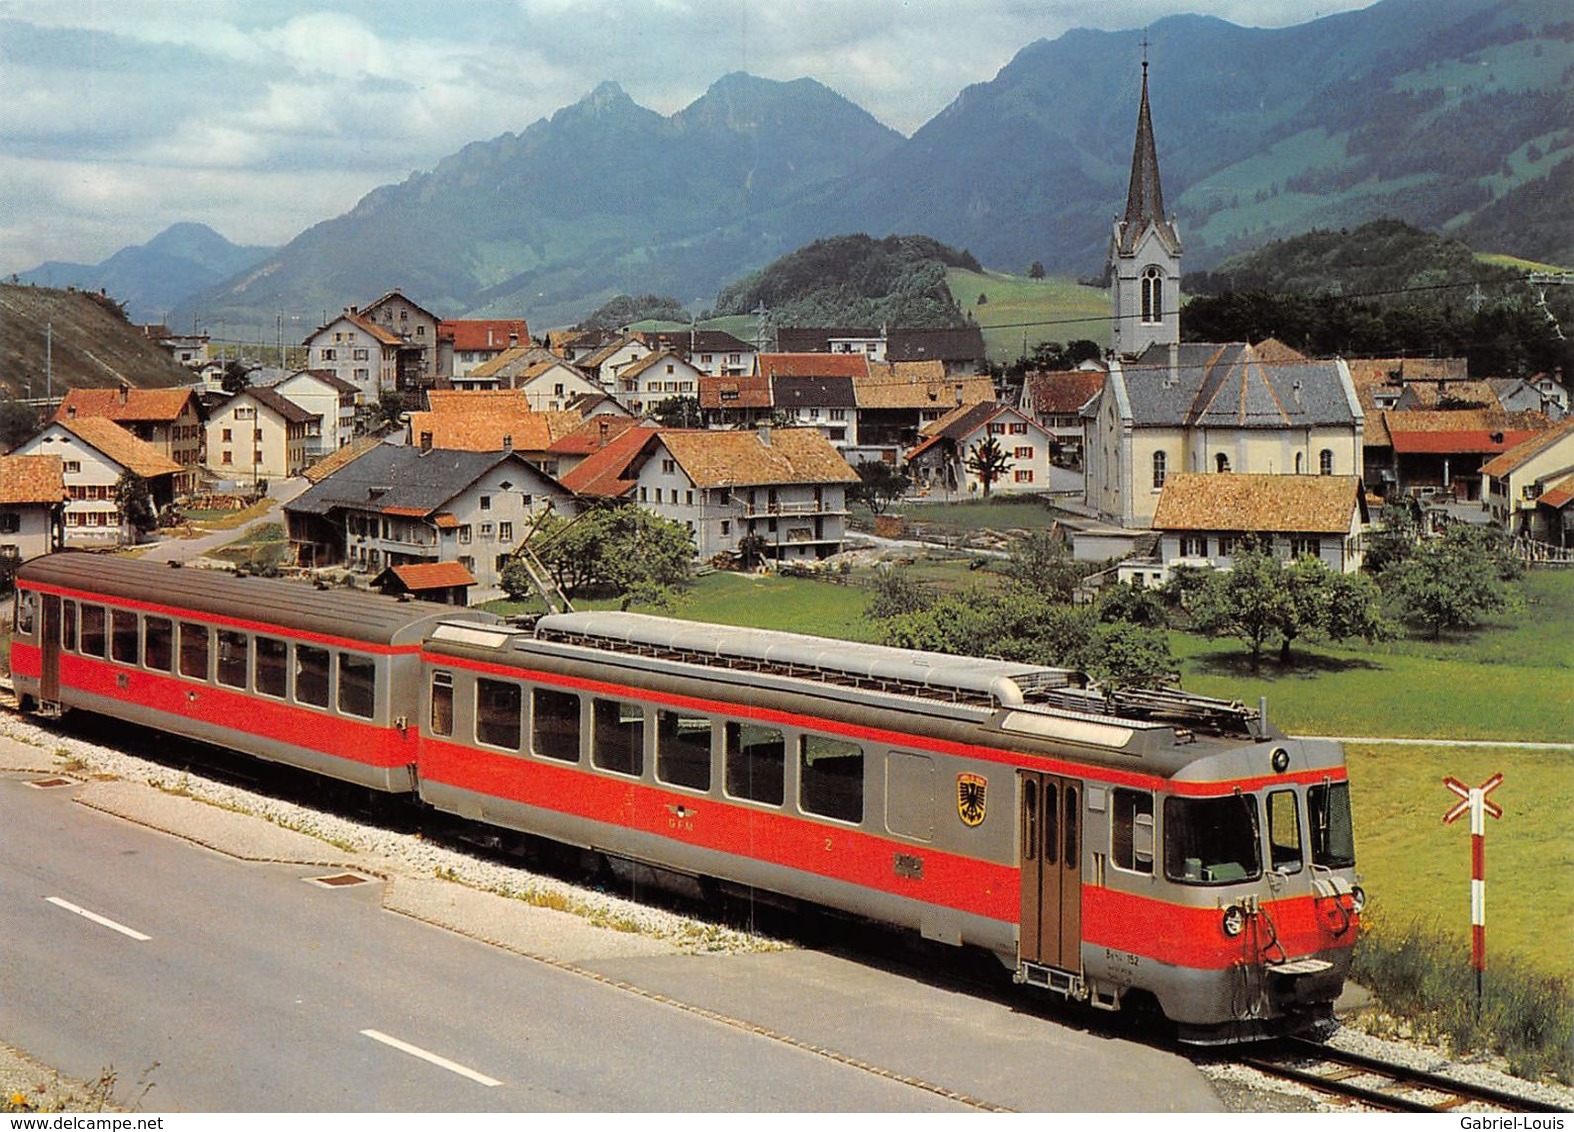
top-left (945, 268), bottom-right (1109, 363)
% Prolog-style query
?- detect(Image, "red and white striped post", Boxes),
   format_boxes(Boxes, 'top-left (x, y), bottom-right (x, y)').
top-left (1443, 773), bottom-right (1503, 1019)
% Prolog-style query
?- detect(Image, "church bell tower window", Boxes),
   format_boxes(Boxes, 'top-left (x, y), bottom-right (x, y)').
top-left (1141, 268), bottom-right (1163, 325)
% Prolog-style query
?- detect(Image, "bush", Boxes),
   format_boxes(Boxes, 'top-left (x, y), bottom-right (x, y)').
top-left (1353, 914), bottom-right (1573, 1083)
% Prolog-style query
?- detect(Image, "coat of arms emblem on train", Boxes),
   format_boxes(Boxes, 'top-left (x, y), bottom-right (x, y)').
top-left (957, 773), bottom-right (987, 826)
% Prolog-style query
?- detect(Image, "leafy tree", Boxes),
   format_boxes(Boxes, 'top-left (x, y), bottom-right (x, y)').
top-left (530, 504), bottom-right (694, 610)
top-left (649, 395), bottom-right (702, 428)
top-left (1000, 529), bottom-right (1084, 602)
top-left (1189, 550), bottom-right (1291, 672)
top-left (1362, 503), bottom-right (1423, 576)
top-left (866, 564), bottom-right (933, 620)
top-left (1380, 525), bottom-right (1519, 639)
top-left (849, 460), bottom-right (911, 515)
top-left (964, 435), bottom-right (1012, 497)
top-left (0, 398), bottom-right (41, 450)
top-left (1094, 580), bottom-right (1168, 627)
top-left (1028, 261), bottom-right (1046, 279)
top-left (114, 470), bottom-right (158, 537)
top-left (220, 360), bottom-right (253, 395)
top-left (1083, 621), bottom-right (1177, 689)
top-left (373, 391), bottom-right (408, 431)
top-left (579, 294), bottom-right (690, 330)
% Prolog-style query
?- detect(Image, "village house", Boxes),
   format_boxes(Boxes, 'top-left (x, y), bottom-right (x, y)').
top-left (462, 348), bottom-right (602, 407)
top-left (646, 329), bottom-right (757, 376)
top-left (573, 332), bottom-right (653, 388)
top-left (362, 290), bottom-right (442, 390)
top-left (777, 327), bottom-right (888, 361)
top-left (52, 385), bottom-right (205, 494)
top-left (851, 362), bottom-right (997, 459)
top-left (258, 370), bottom-right (360, 456)
top-left (1019, 367), bottom-right (1108, 466)
top-left (905, 403), bottom-right (1052, 497)
top-left (698, 374), bottom-right (773, 430)
top-left (13, 417), bottom-right (182, 546)
top-left (205, 386), bottom-right (315, 482)
top-left (612, 349), bottom-right (705, 415)
top-left (1372, 409), bottom-right (1545, 503)
top-left (1118, 473), bottom-right (1369, 588)
top-left (284, 444), bottom-right (568, 589)
top-left (438, 319), bottom-right (531, 381)
top-left (303, 308), bottom-right (404, 401)
top-left (1481, 417), bottom-right (1574, 546)
top-left (0, 455), bottom-right (66, 562)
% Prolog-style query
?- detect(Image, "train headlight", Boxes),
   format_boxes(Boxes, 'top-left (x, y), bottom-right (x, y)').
top-left (1271, 747), bottom-right (1291, 774)
top-left (1350, 885), bottom-right (1367, 914)
top-left (1221, 905), bottom-right (1246, 937)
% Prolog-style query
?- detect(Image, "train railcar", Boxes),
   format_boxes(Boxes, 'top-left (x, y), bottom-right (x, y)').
top-left (417, 611), bottom-right (1364, 1042)
top-left (12, 553), bottom-right (497, 792)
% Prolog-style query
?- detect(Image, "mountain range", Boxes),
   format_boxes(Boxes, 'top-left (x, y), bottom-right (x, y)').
top-left (27, 0), bottom-right (1571, 339)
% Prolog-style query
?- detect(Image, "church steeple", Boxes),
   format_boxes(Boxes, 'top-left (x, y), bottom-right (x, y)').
top-left (1109, 46), bottom-right (1182, 358)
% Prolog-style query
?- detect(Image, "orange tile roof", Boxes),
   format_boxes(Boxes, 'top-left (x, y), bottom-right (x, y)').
top-left (1479, 417), bottom-right (1574, 477)
top-left (1025, 369), bottom-right (1107, 415)
top-left (407, 408), bottom-right (577, 452)
top-left (549, 415), bottom-right (640, 456)
top-left (855, 368), bottom-right (994, 410)
top-left (658, 428), bottom-right (860, 488)
top-left (425, 389), bottom-right (531, 414)
top-left (1539, 472), bottom-right (1574, 509)
top-left (389, 561), bottom-right (476, 589)
top-left (757, 353), bottom-right (870, 379)
top-left (1151, 473), bottom-right (1366, 534)
top-left (698, 374), bottom-right (771, 410)
top-left (1384, 410), bottom-right (1545, 455)
top-left (0, 455), bottom-right (66, 504)
top-left (558, 426), bottom-right (660, 498)
top-left (439, 319), bottom-right (530, 352)
top-left (54, 386), bottom-right (196, 424)
top-left (56, 418), bottom-right (183, 478)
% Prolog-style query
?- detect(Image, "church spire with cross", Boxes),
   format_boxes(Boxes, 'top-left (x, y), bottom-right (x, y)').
top-left (1109, 37), bottom-right (1182, 357)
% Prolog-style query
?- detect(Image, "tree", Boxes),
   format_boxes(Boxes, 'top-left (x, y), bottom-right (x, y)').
top-left (0, 398), bottom-right (41, 450)
top-left (866, 564), bottom-right (933, 620)
top-left (849, 460), bottom-right (911, 515)
top-left (114, 470), bottom-right (158, 538)
top-left (529, 504), bottom-right (694, 610)
top-left (964, 436), bottom-right (1012, 497)
top-left (1083, 621), bottom-right (1177, 689)
top-left (1189, 551), bottom-right (1291, 672)
top-left (649, 395), bottom-right (701, 428)
top-left (1000, 529), bottom-right (1084, 602)
top-left (1028, 261), bottom-right (1046, 279)
top-left (220, 359), bottom-right (253, 395)
top-left (1380, 525), bottom-right (1519, 639)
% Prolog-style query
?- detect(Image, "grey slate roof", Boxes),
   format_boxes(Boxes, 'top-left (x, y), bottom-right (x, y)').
top-left (772, 375), bottom-right (857, 409)
top-left (286, 444), bottom-right (553, 517)
top-left (887, 327), bottom-right (987, 365)
top-left (1119, 343), bottom-right (1359, 429)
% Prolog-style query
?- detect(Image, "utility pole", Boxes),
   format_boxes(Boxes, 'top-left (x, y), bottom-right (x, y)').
top-left (45, 322), bottom-right (52, 405)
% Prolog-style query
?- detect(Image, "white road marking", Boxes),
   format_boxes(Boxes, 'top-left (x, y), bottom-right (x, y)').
top-left (360, 1029), bottom-right (502, 1087)
top-left (45, 896), bottom-right (151, 941)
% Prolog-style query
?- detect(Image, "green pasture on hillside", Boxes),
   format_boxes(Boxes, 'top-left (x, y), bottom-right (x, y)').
top-left (1345, 742), bottom-right (1573, 980)
top-left (945, 268), bottom-right (1108, 362)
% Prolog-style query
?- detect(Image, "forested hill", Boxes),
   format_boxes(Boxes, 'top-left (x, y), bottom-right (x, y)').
top-left (711, 235), bottom-right (980, 328)
top-left (0, 284), bottom-right (195, 400)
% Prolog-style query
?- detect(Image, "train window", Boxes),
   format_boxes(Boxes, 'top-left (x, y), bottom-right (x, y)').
top-left (1043, 782), bottom-right (1059, 866)
top-left (338, 654), bottom-right (376, 719)
top-left (216, 630), bottom-right (249, 688)
top-left (111, 610), bottom-right (139, 665)
top-left (1308, 782), bottom-right (1356, 869)
top-left (800, 736), bottom-right (863, 824)
top-left (1064, 785), bottom-right (1080, 870)
top-left (143, 616), bottom-right (173, 672)
top-left (79, 605), bottom-right (106, 658)
top-left (1022, 779), bottom-right (1037, 861)
top-left (294, 645), bottom-right (331, 709)
top-left (592, 698), bottom-right (644, 777)
top-left (476, 679), bottom-right (523, 750)
top-left (430, 671), bottom-right (454, 736)
top-left (1163, 795), bottom-right (1263, 885)
top-left (1267, 789), bottom-right (1304, 874)
top-left (61, 600), bottom-right (77, 652)
top-left (179, 623), bottom-right (210, 681)
top-left (1111, 788), bottom-right (1154, 875)
top-left (532, 688), bottom-right (580, 762)
top-left (254, 636), bottom-right (288, 698)
top-left (656, 710), bottom-right (711, 792)
top-left (724, 722), bottom-right (784, 806)
top-left (885, 752), bottom-right (934, 842)
top-left (14, 591), bottom-right (34, 635)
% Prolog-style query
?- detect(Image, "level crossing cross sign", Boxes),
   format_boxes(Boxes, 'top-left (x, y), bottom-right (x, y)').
top-left (1442, 773), bottom-right (1503, 1015)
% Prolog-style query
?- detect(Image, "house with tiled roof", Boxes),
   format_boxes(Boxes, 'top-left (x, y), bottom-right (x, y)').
top-left (770, 374), bottom-right (858, 448)
top-left (52, 384), bottom-right (205, 493)
top-left (0, 455), bottom-right (66, 561)
top-left (204, 386), bottom-right (315, 482)
top-left (887, 327), bottom-right (989, 374)
top-left (14, 417), bottom-right (183, 545)
top-left (1020, 367), bottom-right (1108, 464)
top-left (776, 327), bottom-right (887, 360)
top-left (1481, 417), bottom-right (1574, 544)
top-left (285, 444), bottom-right (568, 589)
top-left (905, 403), bottom-right (1051, 497)
top-left (575, 332), bottom-right (652, 388)
top-left (612, 349), bottom-right (704, 415)
top-left (463, 349), bottom-right (601, 406)
top-left (438, 319), bottom-right (531, 382)
top-left (259, 369), bottom-right (360, 456)
top-left (1120, 473), bottom-right (1369, 586)
top-left (1376, 409), bottom-right (1546, 502)
top-left (362, 291), bottom-right (442, 390)
top-left (304, 307), bottom-right (405, 401)
top-left (698, 374), bottom-right (772, 429)
top-left (852, 363), bottom-right (997, 452)
top-left (407, 405), bottom-right (579, 463)
top-left (547, 416), bottom-right (644, 480)
top-left (1084, 341), bottom-right (1365, 528)
top-left (372, 560), bottom-right (476, 605)
top-left (646, 329), bottom-right (757, 376)
top-left (304, 434), bottom-right (384, 484)
top-left (556, 426), bottom-right (662, 500)
top-left (757, 353), bottom-right (871, 380)
top-left (638, 428), bottom-right (860, 562)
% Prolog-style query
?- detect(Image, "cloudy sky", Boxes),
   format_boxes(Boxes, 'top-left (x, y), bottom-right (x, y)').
top-left (0, 0), bottom-right (1380, 276)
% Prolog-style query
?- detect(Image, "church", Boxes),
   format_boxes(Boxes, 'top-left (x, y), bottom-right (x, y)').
top-left (1083, 61), bottom-right (1365, 530)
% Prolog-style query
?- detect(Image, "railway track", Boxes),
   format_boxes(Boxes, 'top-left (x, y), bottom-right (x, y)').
top-left (1236, 1037), bottom-right (1568, 1113)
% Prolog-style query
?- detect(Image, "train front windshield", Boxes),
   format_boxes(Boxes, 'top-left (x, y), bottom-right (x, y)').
top-left (1308, 781), bottom-right (1356, 868)
top-left (1163, 795), bottom-right (1262, 884)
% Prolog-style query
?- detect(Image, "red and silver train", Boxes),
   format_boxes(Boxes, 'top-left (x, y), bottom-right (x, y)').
top-left (11, 553), bottom-right (1364, 1042)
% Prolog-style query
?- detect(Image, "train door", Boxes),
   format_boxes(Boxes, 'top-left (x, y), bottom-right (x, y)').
top-left (39, 593), bottom-right (60, 704)
top-left (1019, 771), bottom-right (1082, 973)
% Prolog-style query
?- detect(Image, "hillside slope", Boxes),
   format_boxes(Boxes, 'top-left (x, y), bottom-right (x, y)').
top-left (0, 285), bottom-right (196, 399)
